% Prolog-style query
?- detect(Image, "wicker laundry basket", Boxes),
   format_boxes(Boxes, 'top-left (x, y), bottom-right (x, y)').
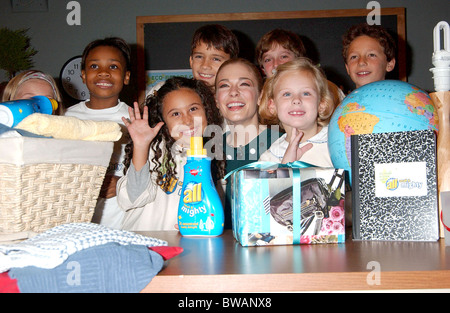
top-left (0, 136), bottom-right (114, 234)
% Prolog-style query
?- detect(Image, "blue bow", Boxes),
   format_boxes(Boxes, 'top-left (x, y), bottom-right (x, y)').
top-left (224, 160), bottom-right (315, 181)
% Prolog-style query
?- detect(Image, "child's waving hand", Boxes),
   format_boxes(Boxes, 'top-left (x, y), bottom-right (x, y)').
top-left (122, 102), bottom-right (164, 170)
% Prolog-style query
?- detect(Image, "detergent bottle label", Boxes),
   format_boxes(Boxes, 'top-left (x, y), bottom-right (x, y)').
top-left (183, 182), bottom-right (203, 204)
top-left (178, 157), bottom-right (224, 236)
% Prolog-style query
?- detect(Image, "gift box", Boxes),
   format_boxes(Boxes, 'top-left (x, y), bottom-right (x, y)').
top-left (228, 162), bottom-right (346, 246)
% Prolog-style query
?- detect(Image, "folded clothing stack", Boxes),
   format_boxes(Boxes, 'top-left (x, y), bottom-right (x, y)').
top-left (0, 223), bottom-right (182, 293)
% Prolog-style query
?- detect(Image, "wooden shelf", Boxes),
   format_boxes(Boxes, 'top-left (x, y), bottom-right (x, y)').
top-left (140, 230), bottom-right (450, 292)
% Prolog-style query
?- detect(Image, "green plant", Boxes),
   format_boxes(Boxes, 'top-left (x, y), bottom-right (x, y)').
top-left (0, 27), bottom-right (37, 80)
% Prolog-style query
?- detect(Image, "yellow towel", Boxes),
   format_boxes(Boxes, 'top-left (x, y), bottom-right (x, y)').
top-left (16, 113), bottom-right (122, 142)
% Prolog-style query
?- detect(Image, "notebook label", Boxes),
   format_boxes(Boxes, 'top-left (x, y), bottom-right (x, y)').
top-left (374, 162), bottom-right (428, 198)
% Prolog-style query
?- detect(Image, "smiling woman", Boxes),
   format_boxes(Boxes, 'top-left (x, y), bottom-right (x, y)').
top-left (215, 58), bottom-right (262, 131)
top-left (216, 58), bottom-right (281, 229)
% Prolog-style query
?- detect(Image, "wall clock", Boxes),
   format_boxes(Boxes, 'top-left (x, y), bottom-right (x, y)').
top-left (60, 56), bottom-right (90, 101)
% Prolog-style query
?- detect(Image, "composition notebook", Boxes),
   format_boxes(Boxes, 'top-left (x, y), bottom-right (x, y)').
top-left (351, 129), bottom-right (439, 241)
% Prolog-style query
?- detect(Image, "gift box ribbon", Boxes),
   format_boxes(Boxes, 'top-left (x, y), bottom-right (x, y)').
top-left (226, 161), bottom-right (315, 244)
top-left (224, 161), bottom-right (315, 181)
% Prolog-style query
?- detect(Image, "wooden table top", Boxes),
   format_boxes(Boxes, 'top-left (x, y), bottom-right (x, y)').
top-left (140, 229), bottom-right (450, 292)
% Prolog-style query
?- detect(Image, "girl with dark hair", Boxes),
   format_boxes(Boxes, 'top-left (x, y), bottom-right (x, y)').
top-left (117, 77), bottom-right (225, 231)
top-left (65, 37), bottom-right (131, 229)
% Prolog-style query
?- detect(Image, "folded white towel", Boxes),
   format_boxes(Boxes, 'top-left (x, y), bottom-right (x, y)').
top-left (0, 223), bottom-right (167, 273)
top-left (16, 114), bottom-right (122, 141)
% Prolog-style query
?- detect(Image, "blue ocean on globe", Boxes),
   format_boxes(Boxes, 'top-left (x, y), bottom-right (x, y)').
top-left (328, 80), bottom-right (439, 185)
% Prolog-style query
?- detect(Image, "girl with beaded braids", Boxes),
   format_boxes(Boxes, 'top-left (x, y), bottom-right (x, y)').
top-left (117, 77), bottom-right (225, 231)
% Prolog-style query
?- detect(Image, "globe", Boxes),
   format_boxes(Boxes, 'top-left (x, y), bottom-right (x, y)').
top-left (328, 80), bottom-right (439, 185)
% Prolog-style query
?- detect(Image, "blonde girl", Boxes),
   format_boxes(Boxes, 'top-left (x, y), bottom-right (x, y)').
top-left (259, 57), bottom-right (335, 166)
top-left (2, 70), bottom-right (63, 115)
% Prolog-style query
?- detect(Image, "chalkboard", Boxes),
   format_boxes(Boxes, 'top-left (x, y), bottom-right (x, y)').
top-left (136, 8), bottom-right (406, 102)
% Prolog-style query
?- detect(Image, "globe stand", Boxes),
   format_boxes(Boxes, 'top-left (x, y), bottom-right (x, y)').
top-left (430, 91), bottom-right (450, 237)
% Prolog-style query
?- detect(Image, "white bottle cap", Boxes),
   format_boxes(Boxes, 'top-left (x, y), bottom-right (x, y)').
top-left (0, 105), bottom-right (13, 127)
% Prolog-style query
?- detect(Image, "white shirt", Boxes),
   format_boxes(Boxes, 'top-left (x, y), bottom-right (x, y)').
top-left (116, 144), bottom-right (186, 231)
top-left (64, 100), bottom-right (130, 228)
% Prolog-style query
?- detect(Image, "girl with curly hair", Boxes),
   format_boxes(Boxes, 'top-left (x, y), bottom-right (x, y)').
top-left (117, 77), bottom-right (224, 231)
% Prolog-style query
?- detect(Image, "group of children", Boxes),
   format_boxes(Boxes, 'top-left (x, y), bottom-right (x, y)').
top-left (1, 22), bottom-right (397, 232)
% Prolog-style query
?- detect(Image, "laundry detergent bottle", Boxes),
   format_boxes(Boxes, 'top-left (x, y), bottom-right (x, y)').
top-left (0, 96), bottom-right (58, 127)
top-left (178, 136), bottom-right (224, 236)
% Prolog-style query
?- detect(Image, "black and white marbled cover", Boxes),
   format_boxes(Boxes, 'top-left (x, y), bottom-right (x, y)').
top-left (351, 130), bottom-right (439, 241)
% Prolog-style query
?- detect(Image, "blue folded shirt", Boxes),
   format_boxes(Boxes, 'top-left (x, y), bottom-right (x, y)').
top-left (8, 242), bottom-right (164, 293)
